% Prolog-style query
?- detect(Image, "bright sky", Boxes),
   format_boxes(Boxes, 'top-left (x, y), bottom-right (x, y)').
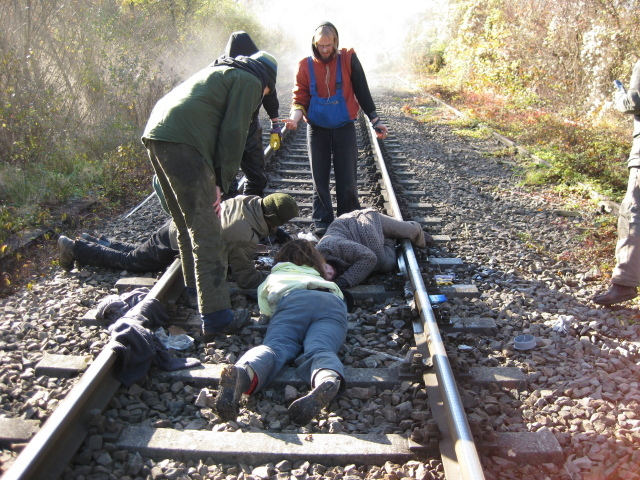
top-left (256, 0), bottom-right (447, 78)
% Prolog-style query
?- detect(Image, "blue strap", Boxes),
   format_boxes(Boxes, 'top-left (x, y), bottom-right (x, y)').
top-left (307, 53), bottom-right (342, 97)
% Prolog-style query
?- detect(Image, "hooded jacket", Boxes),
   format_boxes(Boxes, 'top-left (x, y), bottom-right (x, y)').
top-left (142, 57), bottom-right (267, 193)
top-left (225, 31), bottom-right (279, 120)
top-left (315, 208), bottom-right (384, 287)
top-left (165, 195), bottom-right (271, 289)
top-left (292, 22), bottom-right (378, 122)
top-left (615, 60), bottom-right (640, 168)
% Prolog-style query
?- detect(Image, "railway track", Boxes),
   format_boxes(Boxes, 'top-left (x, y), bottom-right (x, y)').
top-left (1, 90), bottom-right (568, 480)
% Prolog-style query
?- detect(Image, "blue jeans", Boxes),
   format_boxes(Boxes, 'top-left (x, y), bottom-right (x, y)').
top-left (236, 289), bottom-right (348, 392)
top-left (308, 122), bottom-right (360, 227)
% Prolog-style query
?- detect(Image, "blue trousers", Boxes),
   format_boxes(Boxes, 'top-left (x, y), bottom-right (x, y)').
top-left (308, 122), bottom-right (360, 228)
top-left (237, 289), bottom-right (348, 392)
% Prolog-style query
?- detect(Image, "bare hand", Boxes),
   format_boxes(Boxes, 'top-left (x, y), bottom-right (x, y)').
top-left (282, 118), bottom-right (298, 130)
top-left (213, 186), bottom-right (222, 218)
top-left (374, 123), bottom-right (389, 140)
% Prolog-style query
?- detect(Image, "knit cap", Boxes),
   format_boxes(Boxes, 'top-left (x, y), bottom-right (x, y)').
top-left (250, 51), bottom-right (277, 93)
top-left (262, 193), bottom-right (299, 226)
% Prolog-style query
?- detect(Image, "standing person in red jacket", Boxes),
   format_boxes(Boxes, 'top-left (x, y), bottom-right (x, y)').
top-left (283, 22), bottom-right (388, 237)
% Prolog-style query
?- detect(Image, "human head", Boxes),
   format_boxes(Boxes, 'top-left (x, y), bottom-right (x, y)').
top-left (274, 239), bottom-right (327, 278)
top-left (250, 51), bottom-right (277, 94)
top-left (323, 259), bottom-right (342, 281)
top-left (261, 193), bottom-right (299, 230)
top-left (225, 31), bottom-right (258, 58)
top-left (312, 22), bottom-right (339, 62)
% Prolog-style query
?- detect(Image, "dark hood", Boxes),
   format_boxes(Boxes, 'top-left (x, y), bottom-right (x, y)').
top-left (311, 21), bottom-right (339, 63)
top-left (225, 31), bottom-right (259, 58)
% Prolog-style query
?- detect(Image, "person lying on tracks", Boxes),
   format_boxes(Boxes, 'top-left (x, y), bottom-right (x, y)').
top-left (213, 239), bottom-right (351, 425)
top-left (58, 192), bottom-right (299, 297)
top-left (282, 21), bottom-right (389, 238)
top-left (316, 208), bottom-right (434, 289)
top-left (141, 50), bottom-right (278, 338)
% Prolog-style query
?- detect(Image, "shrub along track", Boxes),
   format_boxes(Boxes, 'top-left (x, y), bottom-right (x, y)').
top-left (1, 80), bottom-right (640, 480)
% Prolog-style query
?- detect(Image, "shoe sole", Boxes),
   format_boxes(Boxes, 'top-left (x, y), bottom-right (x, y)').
top-left (58, 237), bottom-right (75, 271)
top-left (288, 380), bottom-right (339, 425)
top-left (214, 366), bottom-right (240, 422)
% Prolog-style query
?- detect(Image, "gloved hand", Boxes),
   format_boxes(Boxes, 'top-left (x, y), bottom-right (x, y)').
top-left (335, 276), bottom-right (349, 290)
top-left (270, 125), bottom-right (282, 150)
top-left (274, 227), bottom-right (293, 244)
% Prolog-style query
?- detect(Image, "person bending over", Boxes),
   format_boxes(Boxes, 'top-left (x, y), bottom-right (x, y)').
top-left (213, 239), bottom-right (349, 425)
top-left (142, 49), bottom-right (278, 338)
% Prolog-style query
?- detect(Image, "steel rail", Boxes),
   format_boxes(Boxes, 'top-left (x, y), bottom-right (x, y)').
top-left (3, 259), bottom-right (183, 480)
top-left (4, 124), bottom-right (285, 479)
top-left (364, 118), bottom-right (485, 480)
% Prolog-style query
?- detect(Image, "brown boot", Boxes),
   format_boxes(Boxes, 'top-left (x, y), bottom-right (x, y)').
top-left (592, 284), bottom-right (638, 305)
top-left (213, 365), bottom-right (251, 422)
top-left (288, 379), bottom-right (340, 425)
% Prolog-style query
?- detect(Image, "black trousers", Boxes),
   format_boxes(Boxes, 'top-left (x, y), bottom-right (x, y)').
top-left (74, 222), bottom-right (177, 272)
top-left (228, 117), bottom-right (267, 197)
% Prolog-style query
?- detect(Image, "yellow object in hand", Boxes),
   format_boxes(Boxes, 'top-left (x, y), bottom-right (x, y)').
top-left (270, 132), bottom-right (281, 150)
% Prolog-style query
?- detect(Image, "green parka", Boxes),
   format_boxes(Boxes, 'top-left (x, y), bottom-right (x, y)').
top-left (142, 66), bottom-right (263, 192)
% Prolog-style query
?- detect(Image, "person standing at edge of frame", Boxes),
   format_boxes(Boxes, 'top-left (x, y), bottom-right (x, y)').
top-left (141, 50), bottom-right (278, 338)
top-left (593, 60), bottom-right (640, 306)
top-left (282, 21), bottom-right (389, 238)
top-left (224, 31), bottom-right (282, 198)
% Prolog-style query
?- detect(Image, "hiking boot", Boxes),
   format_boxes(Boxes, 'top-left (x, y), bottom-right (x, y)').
top-left (592, 284), bottom-right (638, 305)
top-left (213, 365), bottom-right (251, 422)
top-left (288, 379), bottom-right (340, 425)
top-left (58, 235), bottom-right (76, 271)
top-left (201, 308), bottom-right (251, 342)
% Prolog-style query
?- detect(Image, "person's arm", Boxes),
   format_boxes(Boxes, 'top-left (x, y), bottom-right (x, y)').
top-left (350, 53), bottom-right (388, 138)
top-left (326, 239), bottom-right (377, 288)
top-left (262, 89), bottom-right (280, 120)
top-left (228, 240), bottom-right (268, 289)
top-left (285, 59), bottom-right (311, 130)
top-left (616, 61), bottom-right (640, 115)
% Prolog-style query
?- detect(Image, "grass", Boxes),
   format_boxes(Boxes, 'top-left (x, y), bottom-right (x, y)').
top-left (405, 76), bottom-right (629, 276)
